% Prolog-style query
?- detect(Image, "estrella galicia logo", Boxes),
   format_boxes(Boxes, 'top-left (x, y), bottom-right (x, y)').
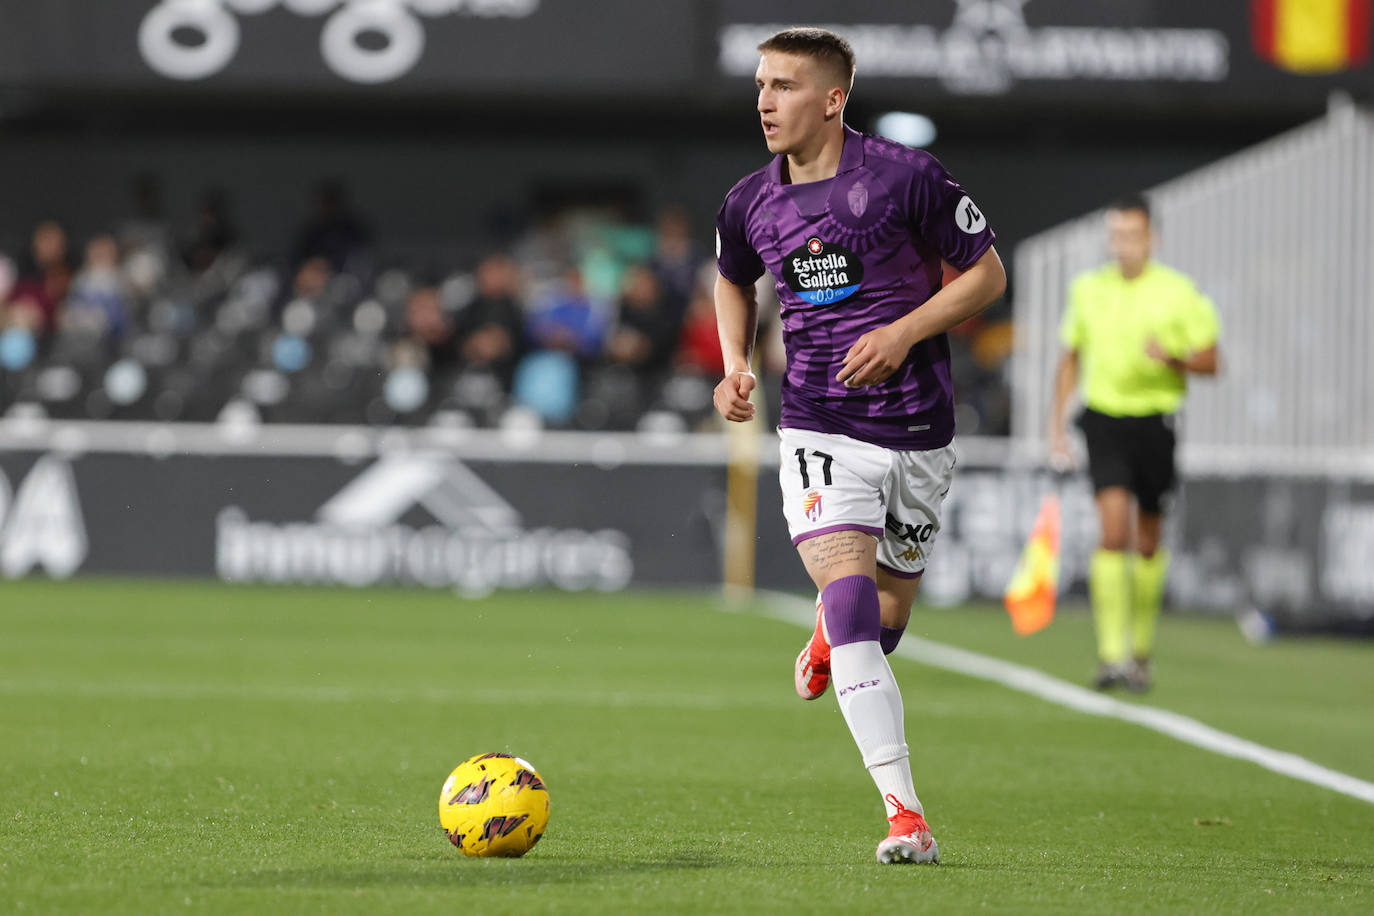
top-left (783, 237), bottom-right (864, 305)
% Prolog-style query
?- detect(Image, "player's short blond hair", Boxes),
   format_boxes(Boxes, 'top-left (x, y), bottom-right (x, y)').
top-left (757, 28), bottom-right (855, 92)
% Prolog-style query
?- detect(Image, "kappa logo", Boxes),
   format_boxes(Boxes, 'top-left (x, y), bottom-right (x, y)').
top-left (216, 453), bottom-right (633, 592)
top-left (138, 0), bottom-right (539, 85)
top-left (838, 679), bottom-right (881, 697)
top-left (802, 490), bottom-right (823, 523)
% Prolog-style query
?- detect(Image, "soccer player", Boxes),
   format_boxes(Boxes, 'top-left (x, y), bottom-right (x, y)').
top-left (1048, 194), bottom-right (1220, 693)
top-left (713, 28), bottom-right (1005, 864)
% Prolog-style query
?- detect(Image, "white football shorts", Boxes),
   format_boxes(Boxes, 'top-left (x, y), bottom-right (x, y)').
top-left (778, 427), bottom-right (957, 579)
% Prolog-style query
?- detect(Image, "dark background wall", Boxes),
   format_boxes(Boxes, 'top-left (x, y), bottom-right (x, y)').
top-left (1, 0), bottom-right (1367, 269)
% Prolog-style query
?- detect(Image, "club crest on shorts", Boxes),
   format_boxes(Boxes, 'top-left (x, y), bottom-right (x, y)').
top-left (802, 490), bottom-right (823, 522)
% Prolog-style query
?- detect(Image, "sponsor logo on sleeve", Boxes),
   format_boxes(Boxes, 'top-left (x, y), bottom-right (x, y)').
top-left (955, 195), bottom-right (986, 234)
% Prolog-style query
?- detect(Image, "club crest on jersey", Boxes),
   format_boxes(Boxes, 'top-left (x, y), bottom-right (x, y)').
top-left (783, 238), bottom-right (864, 306)
top-left (847, 181), bottom-right (868, 218)
top-left (802, 490), bottom-right (823, 522)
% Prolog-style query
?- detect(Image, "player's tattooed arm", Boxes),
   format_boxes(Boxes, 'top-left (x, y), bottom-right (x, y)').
top-left (798, 529), bottom-right (876, 579)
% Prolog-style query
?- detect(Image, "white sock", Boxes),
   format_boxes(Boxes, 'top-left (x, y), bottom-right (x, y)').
top-left (829, 640), bottom-right (923, 818)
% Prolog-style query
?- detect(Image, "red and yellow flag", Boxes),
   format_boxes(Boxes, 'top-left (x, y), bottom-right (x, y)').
top-left (1003, 494), bottom-right (1061, 636)
top-left (1252, 0), bottom-right (1372, 73)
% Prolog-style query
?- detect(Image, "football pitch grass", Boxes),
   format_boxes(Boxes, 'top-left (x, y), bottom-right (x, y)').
top-left (2, 580), bottom-right (1372, 914)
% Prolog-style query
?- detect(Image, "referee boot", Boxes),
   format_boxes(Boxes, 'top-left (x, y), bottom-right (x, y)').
top-left (1126, 657), bottom-right (1153, 693)
top-left (1092, 662), bottom-right (1129, 691)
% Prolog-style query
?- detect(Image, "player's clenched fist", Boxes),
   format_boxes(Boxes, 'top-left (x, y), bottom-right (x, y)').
top-left (714, 370), bottom-right (757, 422)
top-left (837, 324), bottom-right (911, 388)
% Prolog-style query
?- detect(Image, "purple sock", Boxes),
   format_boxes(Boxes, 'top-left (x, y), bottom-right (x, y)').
top-left (821, 574), bottom-right (881, 647)
top-left (879, 625), bottom-right (906, 655)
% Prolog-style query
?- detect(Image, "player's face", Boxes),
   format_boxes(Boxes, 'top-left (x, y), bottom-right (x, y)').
top-left (755, 52), bottom-right (840, 155)
top-left (1106, 208), bottom-right (1152, 275)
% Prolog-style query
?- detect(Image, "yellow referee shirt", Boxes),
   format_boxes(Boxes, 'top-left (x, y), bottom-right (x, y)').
top-left (1058, 260), bottom-right (1220, 417)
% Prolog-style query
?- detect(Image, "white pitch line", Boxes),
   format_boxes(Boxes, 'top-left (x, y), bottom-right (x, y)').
top-left (759, 592), bottom-right (1374, 807)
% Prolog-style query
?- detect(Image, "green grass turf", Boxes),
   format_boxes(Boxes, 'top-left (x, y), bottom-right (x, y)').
top-left (1, 579), bottom-right (1371, 914)
top-left (904, 600), bottom-right (1374, 784)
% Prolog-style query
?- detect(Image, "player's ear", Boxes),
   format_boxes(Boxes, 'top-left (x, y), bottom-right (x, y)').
top-left (825, 87), bottom-right (845, 119)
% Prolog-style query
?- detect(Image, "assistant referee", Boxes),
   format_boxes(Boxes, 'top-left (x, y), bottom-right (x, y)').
top-left (1049, 193), bottom-right (1220, 692)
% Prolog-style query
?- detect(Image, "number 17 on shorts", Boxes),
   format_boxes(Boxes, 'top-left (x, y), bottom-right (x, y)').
top-left (778, 428), bottom-right (956, 579)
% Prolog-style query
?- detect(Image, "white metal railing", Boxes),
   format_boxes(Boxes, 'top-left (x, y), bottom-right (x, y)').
top-left (1011, 102), bottom-right (1374, 479)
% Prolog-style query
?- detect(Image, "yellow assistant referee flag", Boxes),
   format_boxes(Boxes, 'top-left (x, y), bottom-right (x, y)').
top-left (1003, 493), bottom-right (1061, 636)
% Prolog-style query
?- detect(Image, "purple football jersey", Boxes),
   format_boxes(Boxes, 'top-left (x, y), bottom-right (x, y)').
top-left (716, 125), bottom-right (995, 450)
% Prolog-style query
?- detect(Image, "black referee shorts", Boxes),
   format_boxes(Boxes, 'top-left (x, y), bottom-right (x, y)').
top-left (1076, 408), bottom-right (1177, 515)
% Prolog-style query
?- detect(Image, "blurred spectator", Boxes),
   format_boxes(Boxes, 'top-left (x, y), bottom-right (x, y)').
top-left (457, 253), bottom-right (524, 383)
top-left (397, 286), bottom-right (455, 372)
top-left (120, 173), bottom-right (173, 297)
top-left (120, 173), bottom-right (171, 260)
top-left (605, 264), bottom-right (678, 377)
top-left (512, 349), bottom-right (578, 425)
top-left (0, 253), bottom-right (15, 306)
top-left (182, 189), bottom-right (237, 274)
top-left (675, 287), bottom-right (724, 377)
top-left (527, 268), bottom-right (606, 359)
top-left (292, 256), bottom-right (334, 304)
top-left (652, 206), bottom-right (699, 317)
top-left (64, 234), bottom-right (130, 339)
top-left (511, 213), bottom-right (573, 308)
top-left (292, 180), bottom-right (372, 277)
top-left (7, 220), bottom-right (73, 336)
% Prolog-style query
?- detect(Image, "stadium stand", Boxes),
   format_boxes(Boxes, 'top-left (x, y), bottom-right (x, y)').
top-left (0, 193), bottom-right (1015, 435)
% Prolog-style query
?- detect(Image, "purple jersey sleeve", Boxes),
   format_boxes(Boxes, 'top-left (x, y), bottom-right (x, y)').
top-left (715, 186), bottom-right (765, 287)
top-left (908, 153), bottom-right (996, 271)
